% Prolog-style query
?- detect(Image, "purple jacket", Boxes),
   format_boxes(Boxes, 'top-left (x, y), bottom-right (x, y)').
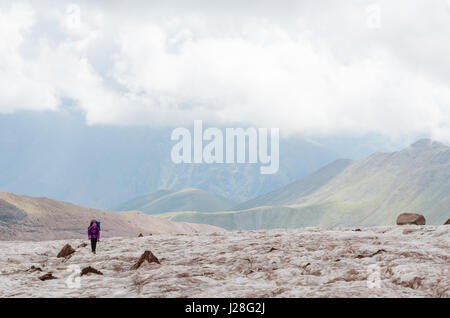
top-left (88, 224), bottom-right (100, 239)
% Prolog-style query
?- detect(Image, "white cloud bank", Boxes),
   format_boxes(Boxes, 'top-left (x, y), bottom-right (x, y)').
top-left (0, 0), bottom-right (449, 141)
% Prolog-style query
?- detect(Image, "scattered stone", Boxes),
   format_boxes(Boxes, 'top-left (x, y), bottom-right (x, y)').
top-left (244, 258), bottom-right (253, 269)
top-left (356, 249), bottom-right (387, 259)
top-left (353, 228), bottom-right (362, 232)
top-left (302, 262), bottom-right (311, 269)
top-left (78, 242), bottom-right (88, 248)
top-left (402, 228), bottom-right (417, 235)
top-left (131, 250), bottom-right (160, 270)
top-left (444, 219), bottom-right (450, 225)
top-left (138, 233), bottom-right (144, 237)
top-left (80, 266), bottom-right (103, 276)
top-left (243, 269), bottom-right (254, 275)
top-left (39, 273), bottom-right (57, 281)
top-left (176, 272), bottom-right (190, 278)
top-left (29, 265), bottom-right (42, 272)
top-left (57, 244), bottom-right (76, 258)
top-left (396, 213), bottom-right (426, 225)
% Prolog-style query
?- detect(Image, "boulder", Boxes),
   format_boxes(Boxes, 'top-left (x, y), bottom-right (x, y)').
top-left (80, 266), bottom-right (103, 276)
top-left (138, 233), bottom-right (144, 237)
top-left (396, 213), bottom-right (426, 225)
top-left (39, 273), bottom-right (57, 281)
top-left (356, 249), bottom-right (386, 259)
top-left (131, 250), bottom-right (160, 270)
top-left (444, 219), bottom-right (450, 225)
top-left (57, 244), bottom-right (76, 258)
top-left (29, 265), bottom-right (42, 272)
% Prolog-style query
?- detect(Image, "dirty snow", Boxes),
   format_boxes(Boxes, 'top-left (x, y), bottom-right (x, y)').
top-left (0, 226), bottom-right (448, 297)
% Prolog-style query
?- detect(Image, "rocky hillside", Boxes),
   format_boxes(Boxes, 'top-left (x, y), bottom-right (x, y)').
top-left (0, 192), bottom-right (223, 241)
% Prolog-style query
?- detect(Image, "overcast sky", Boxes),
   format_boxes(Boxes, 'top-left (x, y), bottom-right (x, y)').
top-left (0, 0), bottom-right (449, 142)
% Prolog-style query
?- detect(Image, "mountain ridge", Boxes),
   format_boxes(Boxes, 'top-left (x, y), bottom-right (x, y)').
top-left (114, 188), bottom-right (236, 214)
top-left (165, 139), bottom-right (450, 229)
top-left (0, 191), bottom-right (223, 241)
top-left (231, 159), bottom-right (353, 210)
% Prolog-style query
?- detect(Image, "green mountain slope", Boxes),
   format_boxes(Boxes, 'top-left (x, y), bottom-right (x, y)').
top-left (115, 188), bottom-right (236, 214)
top-left (162, 139), bottom-right (450, 229)
top-left (114, 189), bottom-right (172, 212)
top-left (231, 159), bottom-right (353, 210)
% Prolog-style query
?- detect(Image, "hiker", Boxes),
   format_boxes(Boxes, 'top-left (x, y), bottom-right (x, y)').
top-left (88, 220), bottom-right (101, 254)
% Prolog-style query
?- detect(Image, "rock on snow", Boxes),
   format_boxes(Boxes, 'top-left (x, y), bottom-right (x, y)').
top-left (397, 213), bottom-right (426, 225)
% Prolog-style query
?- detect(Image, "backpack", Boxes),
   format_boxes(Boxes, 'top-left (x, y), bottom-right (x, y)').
top-left (88, 220), bottom-right (101, 232)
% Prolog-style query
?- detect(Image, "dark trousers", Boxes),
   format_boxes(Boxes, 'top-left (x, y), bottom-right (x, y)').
top-left (90, 238), bottom-right (98, 252)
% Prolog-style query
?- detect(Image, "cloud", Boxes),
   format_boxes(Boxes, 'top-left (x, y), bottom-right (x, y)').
top-left (0, 3), bottom-right (57, 112)
top-left (0, 0), bottom-right (449, 142)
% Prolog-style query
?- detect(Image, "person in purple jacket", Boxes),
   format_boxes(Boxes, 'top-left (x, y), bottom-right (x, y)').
top-left (88, 220), bottom-right (101, 254)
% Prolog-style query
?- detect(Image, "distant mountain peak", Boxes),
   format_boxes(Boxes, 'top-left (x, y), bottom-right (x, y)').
top-left (410, 139), bottom-right (447, 150)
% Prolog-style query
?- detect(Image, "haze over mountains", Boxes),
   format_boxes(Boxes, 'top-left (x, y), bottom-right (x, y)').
top-left (1, 112), bottom-right (448, 234)
top-left (0, 111), bottom-right (339, 209)
top-left (163, 139), bottom-right (450, 229)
